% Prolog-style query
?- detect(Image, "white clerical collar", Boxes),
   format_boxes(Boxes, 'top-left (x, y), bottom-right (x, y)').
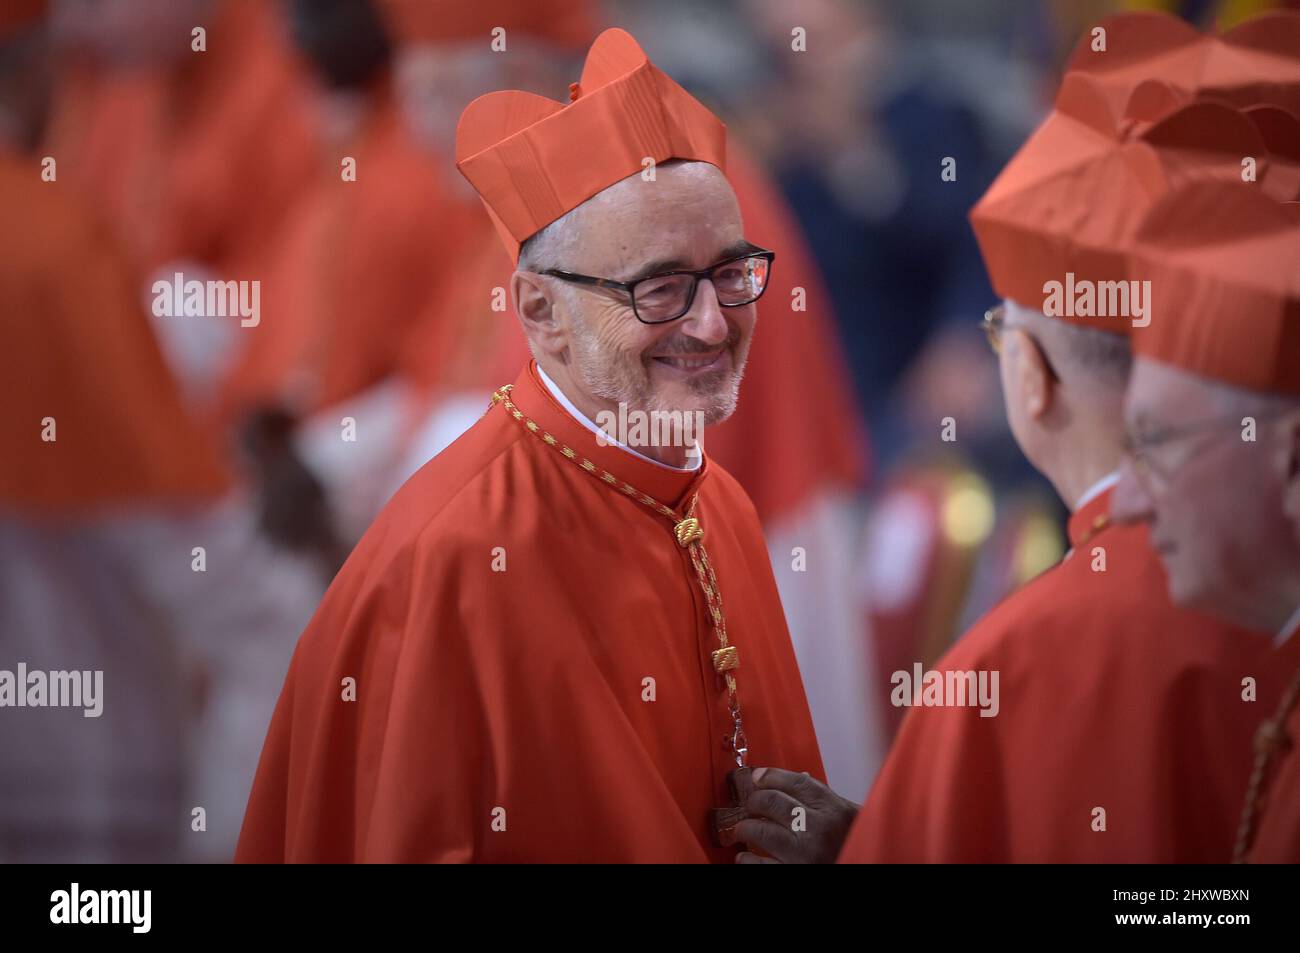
top-left (1278, 604), bottom-right (1300, 647)
top-left (1075, 471), bottom-right (1121, 512)
top-left (537, 365), bottom-right (702, 473)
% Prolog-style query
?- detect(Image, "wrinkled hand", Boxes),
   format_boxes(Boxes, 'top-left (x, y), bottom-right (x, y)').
top-left (734, 767), bottom-right (859, 864)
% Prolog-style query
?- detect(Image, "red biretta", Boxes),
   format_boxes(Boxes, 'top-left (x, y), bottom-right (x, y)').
top-left (236, 28), bottom-right (823, 863)
top-left (1064, 9), bottom-right (1300, 118)
top-left (838, 70), bottom-right (1291, 862)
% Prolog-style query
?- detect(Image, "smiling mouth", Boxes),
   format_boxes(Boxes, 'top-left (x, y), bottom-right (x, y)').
top-left (650, 351), bottom-right (727, 372)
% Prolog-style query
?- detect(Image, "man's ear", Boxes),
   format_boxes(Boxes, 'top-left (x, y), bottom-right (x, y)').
top-left (1009, 328), bottom-right (1053, 420)
top-left (511, 270), bottom-right (566, 359)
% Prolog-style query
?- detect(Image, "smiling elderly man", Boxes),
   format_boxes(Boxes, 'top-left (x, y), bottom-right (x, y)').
top-left (235, 28), bottom-right (823, 863)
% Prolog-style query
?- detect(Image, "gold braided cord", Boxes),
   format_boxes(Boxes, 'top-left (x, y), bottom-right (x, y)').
top-left (489, 383), bottom-right (748, 764)
top-left (490, 385), bottom-right (676, 518)
top-left (1233, 663), bottom-right (1300, 863)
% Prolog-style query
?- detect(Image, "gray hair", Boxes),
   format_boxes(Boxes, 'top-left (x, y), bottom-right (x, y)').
top-left (1007, 300), bottom-right (1132, 385)
top-left (518, 207), bottom-right (582, 274)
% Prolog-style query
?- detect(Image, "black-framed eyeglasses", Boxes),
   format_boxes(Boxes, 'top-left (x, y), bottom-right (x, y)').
top-left (543, 248), bottom-right (776, 325)
top-left (1121, 408), bottom-right (1294, 492)
top-left (982, 303), bottom-right (1059, 381)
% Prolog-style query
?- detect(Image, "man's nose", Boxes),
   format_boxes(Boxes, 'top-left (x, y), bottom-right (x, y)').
top-left (677, 279), bottom-right (729, 345)
top-left (1111, 459), bottom-right (1154, 525)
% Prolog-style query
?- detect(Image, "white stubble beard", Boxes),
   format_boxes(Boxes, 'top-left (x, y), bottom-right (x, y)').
top-left (567, 316), bottom-right (750, 427)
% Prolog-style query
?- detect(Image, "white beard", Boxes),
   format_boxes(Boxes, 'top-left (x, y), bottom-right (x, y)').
top-left (566, 318), bottom-right (748, 427)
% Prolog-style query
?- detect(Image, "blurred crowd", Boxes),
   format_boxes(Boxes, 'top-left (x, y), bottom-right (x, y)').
top-left (1, 0), bottom-right (1293, 861)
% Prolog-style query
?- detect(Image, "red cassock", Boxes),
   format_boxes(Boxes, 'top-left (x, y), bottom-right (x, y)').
top-left (50, 0), bottom-right (316, 277)
top-left (0, 149), bottom-right (228, 511)
top-left (838, 488), bottom-right (1285, 863)
top-left (217, 91), bottom-right (462, 422)
top-left (236, 361), bottom-right (824, 862)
